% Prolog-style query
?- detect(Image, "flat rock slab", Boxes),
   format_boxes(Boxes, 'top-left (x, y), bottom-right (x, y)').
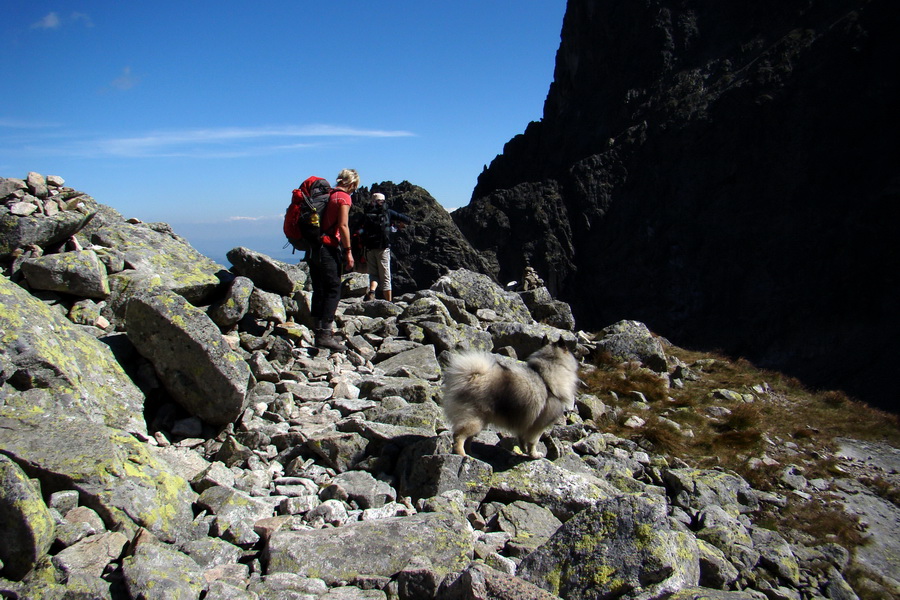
top-left (264, 511), bottom-right (472, 584)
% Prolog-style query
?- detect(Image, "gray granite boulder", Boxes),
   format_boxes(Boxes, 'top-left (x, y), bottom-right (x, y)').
top-left (209, 275), bottom-right (254, 329)
top-left (264, 511), bottom-right (473, 584)
top-left (496, 501), bottom-right (563, 558)
top-left (487, 321), bottom-right (577, 359)
top-left (488, 458), bottom-right (619, 520)
top-left (92, 220), bottom-right (225, 304)
top-left (20, 249), bottom-right (110, 298)
top-left (431, 269), bottom-right (533, 324)
top-left (0, 275), bottom-right (146, 436)
top-left (518, 493), bottom-right (700, 599)
top-left (0, 454), bottom-right (56, 580)
top-left (595, 320), bottom-right (668, 372)
top-left (440, 563), bottom-right (562, 600)
top-left (122, 543), bottom-right (207, 600)
top-left (0, 195), bottom-right (98, 259)
top-left (50, 531), bottom-right (128, 579)
top-left (0, 411), bottom-right (197, 545)
top-left (226, 246), bottom-right (307, 295)
top-left (374, 343), bottom-right (441, 381)
top-left (126, 290), bottom-right (251, 426)
top-left (663, 468), bottom-right (760, 517)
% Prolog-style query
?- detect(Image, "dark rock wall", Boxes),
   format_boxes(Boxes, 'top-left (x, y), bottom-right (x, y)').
top-left (454, 0), bottom-right (900, 409)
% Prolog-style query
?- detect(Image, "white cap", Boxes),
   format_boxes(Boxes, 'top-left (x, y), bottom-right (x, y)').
top-left (372, 193), bottom-right (386, 201)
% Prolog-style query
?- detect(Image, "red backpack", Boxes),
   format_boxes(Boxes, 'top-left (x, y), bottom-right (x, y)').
top-left (284, 176), bottom-right (332, 252)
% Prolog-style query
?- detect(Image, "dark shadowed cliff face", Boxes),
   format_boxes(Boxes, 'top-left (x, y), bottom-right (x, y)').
top-left (454, 0), bottom-right (900, 410)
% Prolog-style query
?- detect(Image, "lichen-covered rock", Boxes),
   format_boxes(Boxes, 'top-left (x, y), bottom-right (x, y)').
top-left (751, 526), bottom-right (800, 586)
top-left (0, 195), bottom-right (98, 259)
top-left (488, 458), bottom-right (618, 520)
top-left (400, 295), bottom-right (456, 327)
top-left (226, 246), bottom-right (307, 295)
top-left (696, 538), bottom-right (740, 589)
top-left (196, 485), bottom-right (274, 547)
top-left (0, 275), bottom-right (146, 436)
top-left (401, 453), bottom-right (494, 503)
top-left (0, 411), bottom-right (197, 545)
top-left (518, 493), bottom-right (700, 599)
top-left (126, 290), bottom-right (251, 426)
top-left (373, 344), bottom-right (441, 381)
top-left (247, 287), bottom-right (286, 323)
top-left (20, 250), bottom-right (110, 299)
top-left (357, 375), bottom-right (439, 404)
top-left (264, 511), bottom-right (473, 584)
top-left (695, 505), bottom-right (759, 575)
top-left (122, 543), bottom-right (207, 600)
top-left (487, 321), bottom-right (577, 359)
top-left (595, 320), bottom-right (667, 372)
top-left (419, 320), bottom-right (494, 354)
top-left (369, 399), bottom-right (445, 433)
top-left (440, 563), bottom-right (563, 600)
top-left (50, 531), bottom-right (128, 578)
top-left (209, 275), bottom-right (254, 330)
top-left (496, 501), bottom-right (564, 558)
top-left (0, 454), bottom-right (56, 581)
top-left (663, 468), bottom-right (760, 517)
top-left (431, 269), bottom-right (533, 324)
top-left (305, 431), bottom-right (369, 473)
top-left (323, 471), bottom-right (397, 510)
top-left (667, 589), bottom-right (760, 600)
top-left (91, 220), bottom-right (224, 304)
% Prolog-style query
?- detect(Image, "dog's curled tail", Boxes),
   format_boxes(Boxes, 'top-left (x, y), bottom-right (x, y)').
top-left (443, 351), bottom-right (495, 388)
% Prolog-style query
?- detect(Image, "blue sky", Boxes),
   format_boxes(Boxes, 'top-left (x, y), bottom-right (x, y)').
top-left (1, 2), bottom-right (566, 264)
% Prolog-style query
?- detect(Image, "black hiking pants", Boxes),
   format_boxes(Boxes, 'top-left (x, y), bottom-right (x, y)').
top-left (307, 244), bottom-right (343, 328)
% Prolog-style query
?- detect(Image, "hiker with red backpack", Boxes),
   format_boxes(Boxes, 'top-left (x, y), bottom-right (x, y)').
top-left (305, 168), bottom-right (359, 351)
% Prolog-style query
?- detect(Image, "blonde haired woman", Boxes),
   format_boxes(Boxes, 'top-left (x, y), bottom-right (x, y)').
top-left (308, 168), bottom-right (358, 351)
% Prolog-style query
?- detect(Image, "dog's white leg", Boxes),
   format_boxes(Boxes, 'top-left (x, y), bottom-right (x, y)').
top-left (523, 436), bottom-right (544, 459)
top-left (452, 431), bottom-right (471, 457)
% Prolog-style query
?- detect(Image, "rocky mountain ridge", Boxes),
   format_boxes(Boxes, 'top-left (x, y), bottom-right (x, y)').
top-left (1, 173), bottom-right (899, 599)
top-left (453, 0), bottom-right (900, 412)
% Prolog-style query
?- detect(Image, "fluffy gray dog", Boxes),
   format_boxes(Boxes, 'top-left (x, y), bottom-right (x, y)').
top-left (441, 341), bottom-right (579, 458)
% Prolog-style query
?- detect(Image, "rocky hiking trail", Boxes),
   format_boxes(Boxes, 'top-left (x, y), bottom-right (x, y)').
top-left (1, 173), bottom-right (899, 600)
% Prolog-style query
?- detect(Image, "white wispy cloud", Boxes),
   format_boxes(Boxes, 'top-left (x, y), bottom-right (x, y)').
top-left (31, 12), bottom-right (61, 29)
top-left (0, 117), bottom-right (60, 129)
top-left (109, 67), bottom-right (139, 91)
top-left (1, 123), bottom-right (416, 159)
top-left (227, 215), bottom-right (280, 222)
top-left (30, 11), bottom-right (93, 30)
top-left (92, 125), bottom-right (416, 158)
top-left (71, 12), bottom-right (94, 27)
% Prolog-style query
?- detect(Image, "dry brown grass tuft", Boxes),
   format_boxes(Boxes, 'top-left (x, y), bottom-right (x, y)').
top-left (820, 389), bottom-right (850, 408)
top-left (716, 403), bottom-right (762, 432)
top-left (845, 565), bottom-right (899, 600)
top-left (713, 428), bottom-right (763, 452)
top-left (788, 496), bottom-right (868, 548)
top-left (638, 416), bottom-right (687, 455)
top-left (582, 359), bottom-right (669, 403)
top-left (859, 476), bottom-right (900, 508)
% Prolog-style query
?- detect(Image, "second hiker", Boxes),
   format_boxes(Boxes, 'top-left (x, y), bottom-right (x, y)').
top-left (361, 192), bottom-right (411, 302)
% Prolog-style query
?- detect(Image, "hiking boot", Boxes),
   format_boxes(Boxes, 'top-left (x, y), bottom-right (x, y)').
top-left (363, 290), bottom-right (375, 302)
top-left (315, 329), bottom-right (347, 352)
